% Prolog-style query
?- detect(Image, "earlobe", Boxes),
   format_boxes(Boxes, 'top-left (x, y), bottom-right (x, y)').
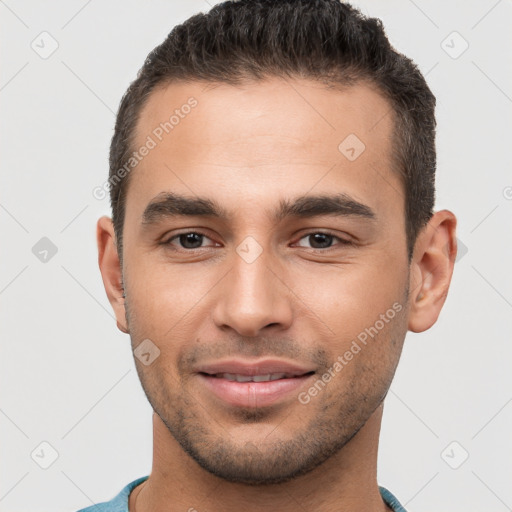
top-left (407, 210), bottom-right (457, 333)
top-left (97, 216), bottom-right (129, 334)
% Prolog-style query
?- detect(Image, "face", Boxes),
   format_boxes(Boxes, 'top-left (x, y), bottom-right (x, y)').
top-left (115, 78), bottom-right (412, 484)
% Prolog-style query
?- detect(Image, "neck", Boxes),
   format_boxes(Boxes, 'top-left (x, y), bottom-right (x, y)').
top-left (130, 403), bottom-right (391, 512)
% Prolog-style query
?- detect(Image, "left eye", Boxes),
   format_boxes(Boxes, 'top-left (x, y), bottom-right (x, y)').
top-left (295, 232), bottom-right (351, 250)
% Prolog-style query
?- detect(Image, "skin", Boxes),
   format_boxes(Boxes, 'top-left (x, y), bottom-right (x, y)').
top-left (97, 77), bottom-right (457, 512)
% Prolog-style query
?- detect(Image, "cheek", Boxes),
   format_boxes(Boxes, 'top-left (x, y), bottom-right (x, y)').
top-left (289, 259), bottom-right (407, 373)
top-left (293, 260), bottom-right (404, 326)
top-left (125, 261), bottom-right (217, 337)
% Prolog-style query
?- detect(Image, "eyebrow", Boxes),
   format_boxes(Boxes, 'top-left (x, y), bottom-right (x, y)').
top-left (274, 193), bottom-right (376, 223)
top-left (141, 191), bottom-right (377, 226)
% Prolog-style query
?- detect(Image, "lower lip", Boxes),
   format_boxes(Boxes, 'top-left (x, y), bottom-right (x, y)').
top-left (197, 373), bottom-right (314, 408)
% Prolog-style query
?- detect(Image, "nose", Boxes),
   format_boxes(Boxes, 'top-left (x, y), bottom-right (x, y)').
top-left (212, 244), bottom-right (294, 338)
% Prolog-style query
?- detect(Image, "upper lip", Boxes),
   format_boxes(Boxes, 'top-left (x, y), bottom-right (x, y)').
top-left (196, 359), bottom-right (316, 377)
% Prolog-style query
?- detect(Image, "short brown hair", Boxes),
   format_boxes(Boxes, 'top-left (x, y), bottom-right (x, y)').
top-left (109, 0), bottom-right (436, 264)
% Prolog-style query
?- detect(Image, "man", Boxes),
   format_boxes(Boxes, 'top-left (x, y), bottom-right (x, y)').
top-left (82, 0), bottom-right (457, 510)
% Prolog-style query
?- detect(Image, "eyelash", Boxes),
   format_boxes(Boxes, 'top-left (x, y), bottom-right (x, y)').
top-left (162, 230), bottom-right (354, 252)
top-left (295, 231), bottom-right (355, 251)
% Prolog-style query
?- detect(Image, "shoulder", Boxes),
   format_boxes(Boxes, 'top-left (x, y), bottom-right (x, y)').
top-left (74, 476), bottom-right (150, 512)
top-left (379, 485), bottom-right (408, 512)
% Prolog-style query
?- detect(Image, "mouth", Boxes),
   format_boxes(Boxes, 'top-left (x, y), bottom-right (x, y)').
top-left (200, 372), bottom-right (314, 382)
top-left (195, 359), bottom-right (316, 408)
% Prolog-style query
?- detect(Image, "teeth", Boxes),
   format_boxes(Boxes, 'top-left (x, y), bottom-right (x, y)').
top-left (218, 373), bottom-right (289, 382)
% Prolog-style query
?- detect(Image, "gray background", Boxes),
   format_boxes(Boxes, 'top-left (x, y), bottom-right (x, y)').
top-left (1, 1), bottom-right (511, 510)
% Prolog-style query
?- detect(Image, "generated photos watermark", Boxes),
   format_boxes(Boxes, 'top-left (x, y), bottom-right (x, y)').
top-left (298, 301), bottom-right (403, 405)
top-left (92, 96), bottom-right (198, 201)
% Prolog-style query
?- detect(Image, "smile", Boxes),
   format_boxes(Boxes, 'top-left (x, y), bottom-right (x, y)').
top-left (209, 372), bottom-right (303, 382)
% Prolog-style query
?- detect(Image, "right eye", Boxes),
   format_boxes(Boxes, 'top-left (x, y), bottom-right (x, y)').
top-left (163, 231), bottom-right (220, 251)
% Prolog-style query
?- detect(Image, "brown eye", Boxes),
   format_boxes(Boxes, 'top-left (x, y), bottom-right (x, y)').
top-left (164, 231), bottom-right (216, 250)
top-left (295, 231), bottom-right (353, 250)
top-left (305, 233), bottom-right (333, 249)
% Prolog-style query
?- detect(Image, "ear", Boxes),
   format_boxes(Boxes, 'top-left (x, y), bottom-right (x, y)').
top-left (408, 209), bottom-right (458, 333)
top-left (97, 216), bottom-right (129, 334)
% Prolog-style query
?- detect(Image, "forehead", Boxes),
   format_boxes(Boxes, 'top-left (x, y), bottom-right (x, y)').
top-left (126, 77), bottom-right (402, 225)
